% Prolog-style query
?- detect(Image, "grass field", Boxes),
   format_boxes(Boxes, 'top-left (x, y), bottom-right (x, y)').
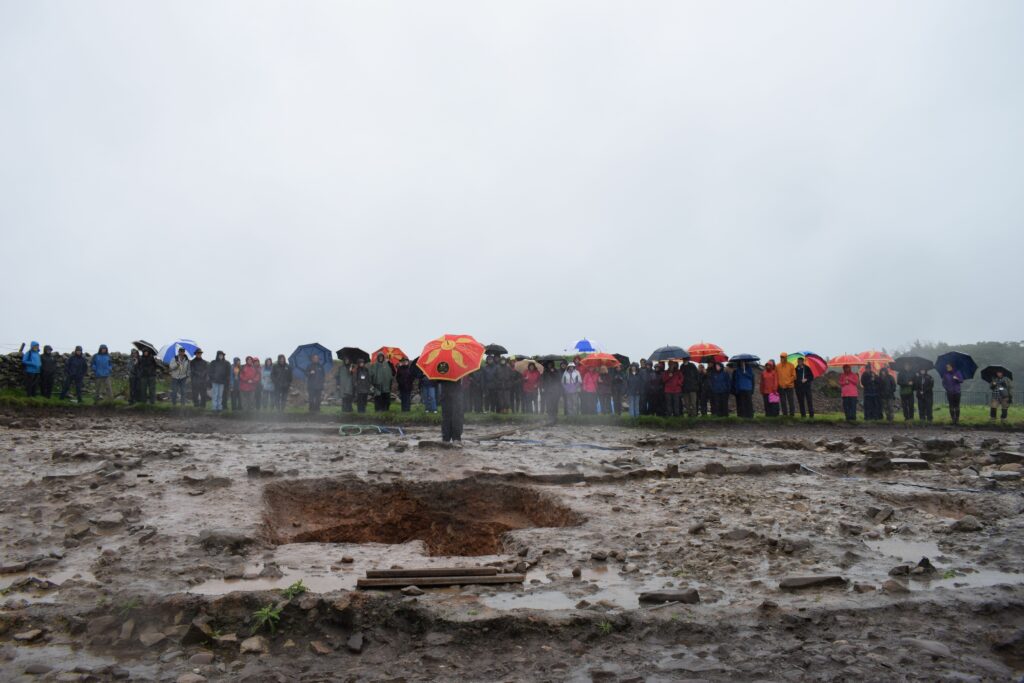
top-left (1, 388), bottom-right (1019, 430)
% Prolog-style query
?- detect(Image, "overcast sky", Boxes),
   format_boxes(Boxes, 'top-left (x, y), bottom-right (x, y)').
top-left (2, 1), bottom-right (1022, 361)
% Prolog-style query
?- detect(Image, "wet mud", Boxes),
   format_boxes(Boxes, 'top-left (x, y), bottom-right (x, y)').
top-left (1, 410), bottom-right (1023, 681)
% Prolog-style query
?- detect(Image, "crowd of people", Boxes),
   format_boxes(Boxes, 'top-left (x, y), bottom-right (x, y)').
top-left (15, 344), bottom-right (1015, 424)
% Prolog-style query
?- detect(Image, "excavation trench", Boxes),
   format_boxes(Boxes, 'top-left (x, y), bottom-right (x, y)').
top-left (262, 477), bottom-right (582, 556)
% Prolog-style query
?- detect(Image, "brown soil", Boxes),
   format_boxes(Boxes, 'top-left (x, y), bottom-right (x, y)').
top-left (262, 477), bottom-right (582, 555)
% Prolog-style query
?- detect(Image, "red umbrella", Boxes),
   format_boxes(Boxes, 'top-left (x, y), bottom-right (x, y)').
top-left (415, 335), bottom-right (485, 382)
top-left (372, 346), bottom-right (407, 366)
top-left (857, 350), bottom-right (894, 371)
top-left (688, 342), bottom-right (727, 364)
top-left (578, 353), bottom-right (621, 372)
top-left (828, 354), bottom-right (864, 369)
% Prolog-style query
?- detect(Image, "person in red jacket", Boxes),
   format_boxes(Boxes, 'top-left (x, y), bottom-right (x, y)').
top-left (760, 359), bottom-right (780, 417)
top-left (239, 356), bottom-right (262, 411)
top-left (521, 363), bottom-right (542, 413)
top-left (662, 361), bottom-right (684, 417)
top-left (580, 365), bottom-right (600, 414)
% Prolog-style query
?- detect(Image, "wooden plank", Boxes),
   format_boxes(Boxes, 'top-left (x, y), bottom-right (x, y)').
top-left (365, 567), bottom-right (498, 579)
top-left (357, 574), bottom-right (525, 589)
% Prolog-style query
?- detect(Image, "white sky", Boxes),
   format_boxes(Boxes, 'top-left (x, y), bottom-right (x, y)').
top-left (2, 1), bottom-right (1022, 361)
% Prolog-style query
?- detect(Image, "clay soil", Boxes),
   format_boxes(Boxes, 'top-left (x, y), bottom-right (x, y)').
top-left (1, 409), bottom-right (1023, 682)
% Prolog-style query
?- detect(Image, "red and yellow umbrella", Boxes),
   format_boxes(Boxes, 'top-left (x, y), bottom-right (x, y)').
top-left (857, 350), bottom-right (894, 371)
top-left (416, 335), bottom-right (485, 382)
top-left (688, 342), bottom-right (727, 364)
top-left (578, 353), bottom-right (621, 372)
top-left (372, 346), bottom-right (407, 366)
top-left (784, 352), bottom-right (828, 378)
top-left (828, 354), bottom-right (865, 370)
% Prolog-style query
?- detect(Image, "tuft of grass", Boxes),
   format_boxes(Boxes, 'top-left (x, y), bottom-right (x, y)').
top-left (251, 604), bottom-right (282, 634)
top-left (281, 580), bottom-right (307, 600)
top-left (597, 620), bottom-right (613, 636)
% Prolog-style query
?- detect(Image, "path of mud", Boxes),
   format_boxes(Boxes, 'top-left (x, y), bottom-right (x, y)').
top-left (1, 411), bottom-right (1023, 681)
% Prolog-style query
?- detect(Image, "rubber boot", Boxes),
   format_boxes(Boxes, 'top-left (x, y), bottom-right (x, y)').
top-left (991, 408), bottom-right (998, 420)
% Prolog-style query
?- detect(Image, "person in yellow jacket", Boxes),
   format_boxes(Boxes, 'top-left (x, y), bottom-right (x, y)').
top-left (777, 353), bottom-right (797, 417)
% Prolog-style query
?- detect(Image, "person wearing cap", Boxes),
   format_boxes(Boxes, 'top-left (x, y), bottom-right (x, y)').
top-left (208, 351), bottom-right (230, 411)
top-left (138, 348), bottom-right (158, 404)
top-left (561, 362), bottom-right (582, 415)
top-left (190, 349), bottom-right (210, 408)
top-left (40, 345), bottom-right (58, 399)
top-left (21, 341), bottom-right (42, 397)
top-left (60, 345), bottom-right (87, 402)
top-left (168, 347), bottom-right (191, 407)
top-left (91, 344), bottom-right (114, 402)
top-left (777, 353), bottom-right (796, 417)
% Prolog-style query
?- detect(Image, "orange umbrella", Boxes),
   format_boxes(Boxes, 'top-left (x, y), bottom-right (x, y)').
top-left (578, 353), bottom-right (621, 372)
top-left (828, 354), bottom-right (864, 369)
top-left (416, 335), bottom-right (485, 382)
top-left (857, 350), bottom-right (894, 371)
top-left (688, 342), bottom-right (727, 364)
top-left (372, 346), bottom-right (407, 366)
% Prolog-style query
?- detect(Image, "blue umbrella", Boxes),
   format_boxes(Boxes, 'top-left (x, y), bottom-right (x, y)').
top-left (934, 351), bottom-right (977, 380)
top-left (573, 338), bottom-right (600, 353)
top-left (158, 339), bottom-right (200, 364)
top-left (288, 343), bottom-right (334, 380)
top-left (649, 345), bottom-right (690, 362)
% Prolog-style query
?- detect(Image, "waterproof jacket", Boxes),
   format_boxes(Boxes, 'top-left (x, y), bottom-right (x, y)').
top-left (582, 369), bottom-right (600, 393)
top-left (710, 368), bottom-right (731, 394)
top-left (681, 363), bottom-right (699, 393)
top-left (190, 357), bottom-right (210, 385)
top-left (22, 344), bottom-right (41, 374)
top-left (990, 377), bottom-right (1013, 400)
top-left (40, 351), bottom-right (57, 377)
top-left (542, 370), bottom-right (561, 394)
top-left (777, 360), bottom-right (796, 389)
top-left (209, 358), bottom-right (231, 384)
top-left (860, 371), bottom-right (879, 397)
top-left (896, 370), bottom-right (916, 396)
top-left (91, 352), bottom-right (112, 378)
top-left (270, 362), bottom-right (292, 392)
top-left (878, 372), bottom-right (897, 398)
top-left (396, 365), bottom-right (416, 392)
top-left (913, 373), bottom-right (934, 395)
top-left (626, 372), bottom-right (645, 396)
top-left (731, 365), bottom-right (754, 393)
top-left (369, 360), bottom-right (393, 396)
top-left (760, 368), bottom-right (779, 395)
top-left (306, 363), bottom-right (325, 392)
top-left (261, 367), bottom-right (273, 391)
top-left (662, 369), bottom-right (683, 393)
top-left (795, 365), bottom-right (814, 386)
top-left (562, 369), bottom-right (582, 392)
top-left (335, 365), bottom-right (354, 396)
top-left (941, 370), bottom-right (964, 395)
top-left (169, 355), bottom-right (190, 380)
top-left (597, 373), bottom-right (613, 396)
top-left (239, 363), bottom-right (261, 392)
top-left (522, 369), bottom-right (542, 393)
top-left (481, 363), bottom-right (498, 389)
top-left (839, 371), bottom-right (859, 398)
top-left (352, 366), bottom-right (373, 394)
top-left (65, 354), bottom-right (87, 380)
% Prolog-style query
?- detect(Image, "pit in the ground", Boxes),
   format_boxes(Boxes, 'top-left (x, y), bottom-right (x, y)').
top-left (263, 477), bottom-right (582, 556)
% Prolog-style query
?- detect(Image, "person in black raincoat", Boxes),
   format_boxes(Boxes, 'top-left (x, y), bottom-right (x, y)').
top-left (138, 348), bottom-right (158, 404)
top-left (860, 366), bottom-right (880, 421)
top-left (127, 349), bottom-right (141, 404)
top-left (270, 355), bottom-right (292, 411)
top-left (395, 358), bottom-right (416, 412)
top-left (351, 358), bottom-right (372, 413)
top-left (794, 357), bottom-right (815, 418)
top-left (40, 345), bottom-right (58, 399)
top-left (190, 349), bottom-right (210, 408)
top-left (60, 346), bottom-right (87, 402)
top-left (878, 367), bottom-right (897, 422)
top-left (209, 351), bottom-right (232, 411)
top-left (896, 362), bottom-right (916, 421)
top-left (914, 369), bottom-right (934, 422)
top-left (482, 357), bottom-right (499, 412)
top-left (306, 354), bottom-right (325, 413)
top-left (542, 362), bottom-right (562, 424)
top-left (440, 379), bottom-right (465, 444)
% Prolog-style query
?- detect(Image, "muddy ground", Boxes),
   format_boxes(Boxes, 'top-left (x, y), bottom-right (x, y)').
top-left (1, 410), bottom-right (1023, 682)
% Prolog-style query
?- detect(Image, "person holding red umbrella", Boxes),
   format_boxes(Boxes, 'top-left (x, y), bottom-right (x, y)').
top-left (839, 365), bottom-right (859, 421)
top-left (416, 335), bottom-right (486, 445)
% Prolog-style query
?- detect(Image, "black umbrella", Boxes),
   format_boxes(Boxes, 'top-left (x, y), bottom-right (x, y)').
top-left (981, 365), bottom-right (1013, 382)
top-left (893, 356), bottom-right (934, 373)
top-left (612, 353), bottom-right (630, 367)
top-left (649, 346), bottom-right (690, 362)
top-left (538, 354), bottom-right (564, 362)
top-left (336, 347), bottom-right (371, 364)
top-left (132, 340), bottom-right (158, 355)
top-left (729, 353), bottom-right (760, 363)
top-left (485, 344), bottom-right (508, 356)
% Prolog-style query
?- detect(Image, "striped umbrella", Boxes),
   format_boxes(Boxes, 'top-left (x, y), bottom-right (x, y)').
top-left (158, 339), bottom-right (200, 364)
top-left (572, 338), bottom-right (600, 353)
top-left (688, 342), bottom-right (727, 364)
top-left (785, 351), bottom-right (828, 377)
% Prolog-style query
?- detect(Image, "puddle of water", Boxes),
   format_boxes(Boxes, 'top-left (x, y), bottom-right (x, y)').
top-left (190, 563), bottom-right (357, 595)
top-left (0, 569), bottom-right (99, 605)
top-left (484, 566), bottom-right (675, 611)
top-left (6, 643), bottom-right (160, 680)
top-left (863, 538), bottom-right (944, 564)
top-left (916, 568), bottom-right (1024, 591)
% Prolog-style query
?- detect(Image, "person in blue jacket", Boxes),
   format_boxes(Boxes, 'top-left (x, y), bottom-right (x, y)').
top-left (731, 361), bottom-right (755, 418)
top-left (60, 346), bottom-right (88, 402)
top-left (91, 344), bottom-right (114, 403)
top-left (709, 362), bottom-right (732, 417)
top-left (22, 341), bottom-right (42, 397)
